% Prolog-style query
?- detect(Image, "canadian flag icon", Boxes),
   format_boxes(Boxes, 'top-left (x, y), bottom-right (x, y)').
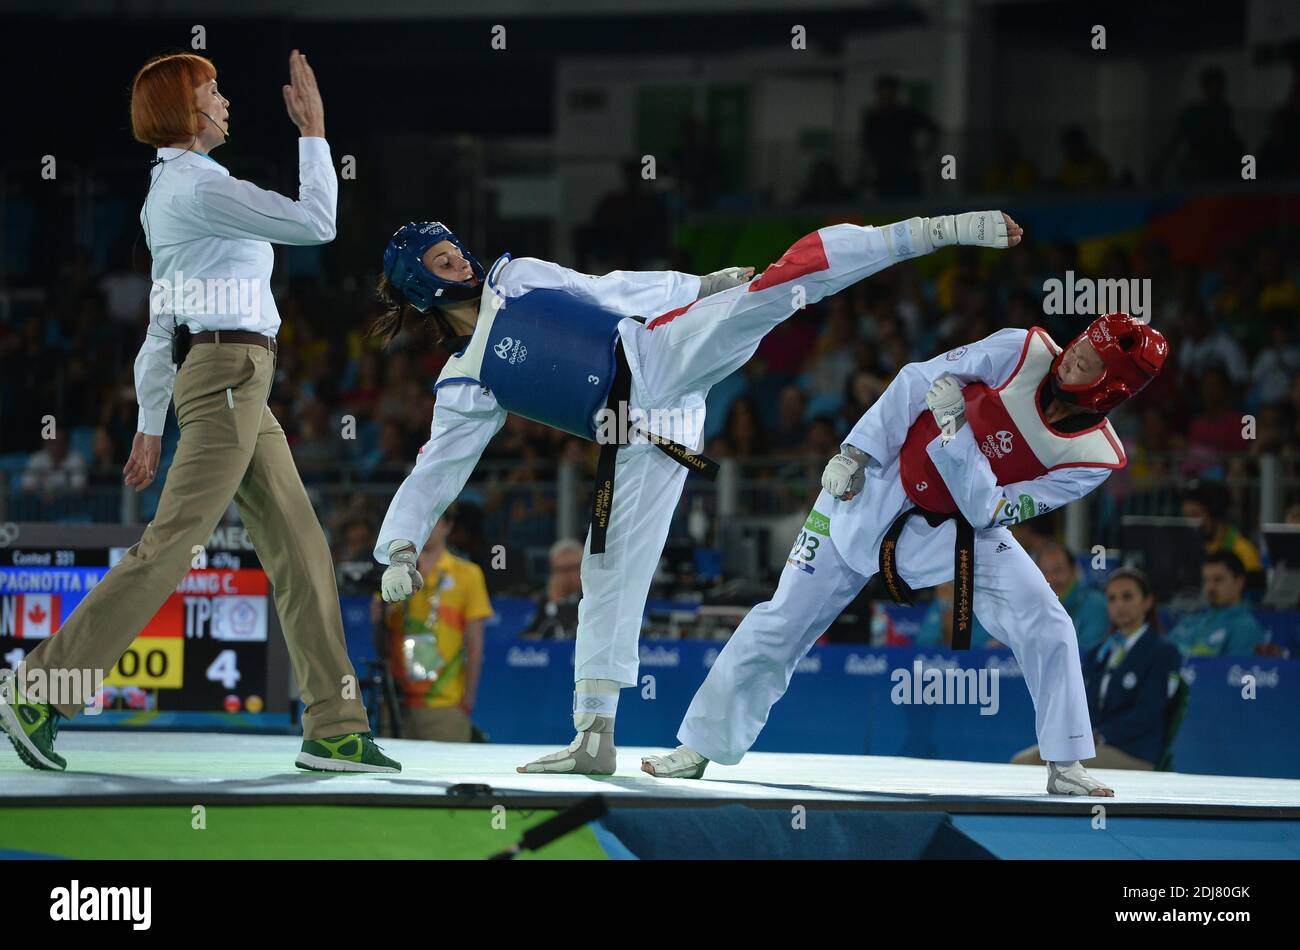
top-left (17, 595), bottom-right (59, 639)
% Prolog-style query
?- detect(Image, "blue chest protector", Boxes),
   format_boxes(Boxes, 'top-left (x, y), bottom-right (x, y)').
top-left (477, 288), bottom-right (625, 440)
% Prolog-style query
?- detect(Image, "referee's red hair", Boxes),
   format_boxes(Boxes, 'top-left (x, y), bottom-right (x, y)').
top-left (130, 52), bottom-right (216, 148)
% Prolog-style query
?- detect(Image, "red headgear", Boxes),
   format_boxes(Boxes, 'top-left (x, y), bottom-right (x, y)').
top-left (1050, 313), bottom-right (1168, 413)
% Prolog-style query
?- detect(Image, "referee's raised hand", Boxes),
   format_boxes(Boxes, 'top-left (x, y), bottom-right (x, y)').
top-left (282, 49), bottom-right (324, 138)
top-left (122, 432), bottom-right (161, 491)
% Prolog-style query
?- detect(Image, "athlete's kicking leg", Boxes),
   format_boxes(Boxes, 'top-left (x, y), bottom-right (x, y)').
top-left (639, 222), bottom-right (917, 403)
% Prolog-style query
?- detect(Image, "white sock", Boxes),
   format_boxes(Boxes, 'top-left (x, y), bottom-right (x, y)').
top-left (573, 678), bottom-right (620, 731)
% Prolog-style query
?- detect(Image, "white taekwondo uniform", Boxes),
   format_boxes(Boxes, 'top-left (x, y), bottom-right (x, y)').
top-left (677, 326), bottom-right (1127, 765)
top-left (375, 221), bottom-right (930, 688)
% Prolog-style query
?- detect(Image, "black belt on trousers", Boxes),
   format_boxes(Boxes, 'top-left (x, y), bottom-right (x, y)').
top-left (878, 506), bottom-right (976, 650)
top-left (589, 341), bottom-right (719, 554)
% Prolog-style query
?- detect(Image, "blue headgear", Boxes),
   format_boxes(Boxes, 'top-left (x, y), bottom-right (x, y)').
top-left (383, 221), bottom-right (486, 311)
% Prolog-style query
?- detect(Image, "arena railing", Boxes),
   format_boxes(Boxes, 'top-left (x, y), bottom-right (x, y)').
top-left (0, 451), bottom-right (1291, 566)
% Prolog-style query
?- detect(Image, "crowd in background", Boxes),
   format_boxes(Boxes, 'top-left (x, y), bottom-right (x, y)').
top-left (6, 221), bottom-right (1299, 553)
top-left (2, 64), bottom-right (1300, 643)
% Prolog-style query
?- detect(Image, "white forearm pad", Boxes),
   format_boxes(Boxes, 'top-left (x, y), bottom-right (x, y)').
top-left (924, 210), bottom-right (1008, 249)
top-left (388, 539), bottom-right (416, 564)
top-left (882, 217), bottom-right (931, 260)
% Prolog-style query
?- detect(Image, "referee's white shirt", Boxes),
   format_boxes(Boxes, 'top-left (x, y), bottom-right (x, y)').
top-left (134, 137), bottom-right (338, 435)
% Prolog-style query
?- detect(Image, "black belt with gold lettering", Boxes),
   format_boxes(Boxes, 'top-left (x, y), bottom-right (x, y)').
top-left (878, 506), bottom-right (976, 649)
top-left (589, 341), bottom-right (719, 554)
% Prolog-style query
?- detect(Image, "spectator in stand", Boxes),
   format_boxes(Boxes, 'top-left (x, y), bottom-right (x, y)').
top-left (1181, 482), bottom-right (1264, 590)
top-left (333, 516), bottom-right (376, 565)
top-left (1178, 305), bottom-right (1248, 387)
top-left (1034, 541), bottom-right (1110, 652)
top-left (87, 426), bottom-right (121, 489)
top-left (1248, 404), bottom-right (1291, 462)
top-left (376, 350), bottom-right (413, 422)
top-left (340, 351), bottom-right (383, 416)
top-left (981, 132), bottom-right (1038, 193)
top-left (21, 429), bottom-right (87, 495)
top-left (838, 369), bottom-right (886, 436)
top-left (99, 237), bottom-right (153, 329)
top-left (1249, 322), bottom-right (1300, 407)
top-left (1168, 552), bottom-right (1266, 656)
top-left (575, 158), bottom-right (669, 271)
top-left (1121, 405), bottom-right (1185, 492)
top-left (1151, 66), bottom-right (1244, 183)
top-left (771, 384), bottom-right (809, 453)
top-left (879, 334), bottom-right (914, 377)
top-left (291, 399), bottom-right (340, 472)
top-left (1210, 248), bottom-right (1258, 321)
top-left (1055, 125), bottom-right (1112, 189)
top-left (754, 304), bottom-right (817, 376)
top-left (798, 156), bottom-right (852, 205)
top-left (1259, 64), bottom-right (1300, 179)
top-left (1256, 246), bottom-right (1300, 314)
top-left (1187, 366), bottom-right (1248, 457)
top-left (804, 296), bottom-right (858, 401)
top-left (361, 419), bottom-right (411, 477)
top-left (1014, 567), bottom-right (1181, 770)
top-left (520, 538), bottom-right (584, 640)
top-left (714, 396), bottom-right (768, 460)
top-left (858, 74), bottom-right (938, 198)
top-left (802, 415), bottom-right (840, 459)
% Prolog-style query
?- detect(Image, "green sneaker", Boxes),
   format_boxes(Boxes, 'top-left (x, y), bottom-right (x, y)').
top-left (0, 668), bottom-right (67, 772)
top-left (295, 731), bottom-right (401, 773)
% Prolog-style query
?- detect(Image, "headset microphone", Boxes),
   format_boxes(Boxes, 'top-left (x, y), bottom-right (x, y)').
top-left (199, 110), bottom-right (231, 139)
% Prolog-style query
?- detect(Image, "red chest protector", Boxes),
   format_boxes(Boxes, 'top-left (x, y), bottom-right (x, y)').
top-left (898, 328), bottom-right (1127, 514)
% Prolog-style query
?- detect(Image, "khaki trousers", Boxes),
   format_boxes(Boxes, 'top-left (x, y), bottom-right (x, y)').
top-left (1012, 743), bottom-right (1156, 771)
top-left (23, 342), bottom-right (369, 739)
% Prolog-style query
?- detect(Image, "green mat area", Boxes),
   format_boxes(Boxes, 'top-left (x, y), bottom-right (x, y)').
top-left (0, 806), bottom-right (608, 860)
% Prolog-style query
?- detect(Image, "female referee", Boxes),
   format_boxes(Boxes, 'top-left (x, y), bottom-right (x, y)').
top-left (0, 50), bottom-right (398, 773)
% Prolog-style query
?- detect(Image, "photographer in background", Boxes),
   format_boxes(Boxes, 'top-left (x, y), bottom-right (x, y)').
top-left (520, 538), bottom-right (584, 640)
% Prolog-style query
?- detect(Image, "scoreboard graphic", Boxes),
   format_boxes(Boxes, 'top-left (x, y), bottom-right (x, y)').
top-left (0, 544), bottom-right (271, 715)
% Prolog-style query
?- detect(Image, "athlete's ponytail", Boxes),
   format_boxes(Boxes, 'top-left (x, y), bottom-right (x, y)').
top-left (370, 273), bottom-right (456, 349)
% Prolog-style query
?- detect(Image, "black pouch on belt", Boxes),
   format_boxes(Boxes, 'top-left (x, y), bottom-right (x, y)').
top-left (171, 324), bottom-right (192, 367)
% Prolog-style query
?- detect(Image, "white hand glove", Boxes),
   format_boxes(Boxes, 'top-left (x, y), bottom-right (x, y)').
top-left (821, 444), bottom-right (869, 501)
top-left (696, 266), bottom-right (755, 299)
top-left (923, 210), bottom-right (1010, 250)
top-left (381, 540), bottom-right (423, 604)
top-left (925, 375), bottom-right (967, 437)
